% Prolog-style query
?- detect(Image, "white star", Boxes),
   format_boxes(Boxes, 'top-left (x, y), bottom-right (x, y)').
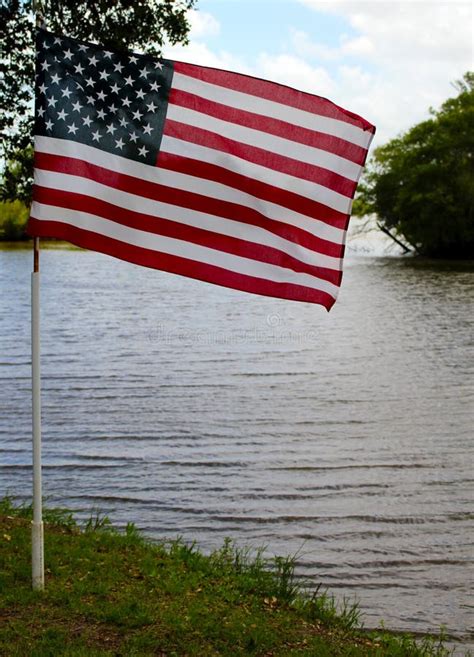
top-left (61, 87), bottom-right (72, 98)
top-left (63, 49), bottom-right (73, 59)
top-left (78, 44), bottom-right (88, 52)
top-left (132, 109), bottom-right (143, 121)
top-left (143, 123), bottom-right (153, 135)
top-left (139, 66), bottom-right (148, 78)
top-left (82, 115), bottom-right (93, 127)
top-left (119, 116), bottom-right (127, 127)
top-left (89, 55), bottom-right (98, 66)
top-left (50, 73), bottom-right (61, 84)
top-left (129, 131), bottom-right (139, 142)
top-left (115, 138), bottom-right (125, 150)
top-left (106, 124), bottom-right (117, 134)
top-left (71, 100), bottom-right (82, 112)
top-left (110, 83), bottom-right (120, 94)
top-left (138, 145), bottom-right (148, 157)
top-left (40, 60), bottom-right (50, 71)
top-left (121, 96), bottom-right (131, 108)
top-left (37, 106), bottom-right (45, 117)
top-left (91, 130), bottom-right (102, 142)
top-left (154, 61), bottom-right (164, 71)
top-left (47, 95), bottom-right (58, 107)
top-left (75, 81), bottom-right (84, 91)
top-left (124, 75), bottom-right (134, 86)
top-left (86, 95), bottom-right (95, 104)
top-left (54, 37), bottom-right (62, 45)
top-left (97, 108), bottom-right (106, 120)
top-left (150, 81), bottom-right (160, 92)
top-left (67, 122), bottom-right (78, 134)
top-left (45, 119), bottom-right (54, 130)
top-left (109, 104), bottom-right (118, 114)
top-left (57, 108), bottom-right (68, 120)
top-left (38, 83), bottom-right (47, 94)
top-left (129, 55), bottom-right (138, 64)
top-left (99, 70), bottom-right (108, 81)
top-left (74, 62), bottom-right (84, 74)
top-left (97, 90), bottom-right (107, 101)
top-left (146, 101), bottom-right (158, 113)
top-left (113, 62), bottom-right (124, 73)
top-left (103, 50), bottom-right (113, 58)
top-left (136, 89), bottom-right (146, 100)
top-left (85, 76), bottom-right (95, 87)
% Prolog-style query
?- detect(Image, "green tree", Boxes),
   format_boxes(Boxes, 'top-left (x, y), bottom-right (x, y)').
top-left (0, 0), bottom-right (195, 204)
top-left (355, 73), bottom-right (474, 258)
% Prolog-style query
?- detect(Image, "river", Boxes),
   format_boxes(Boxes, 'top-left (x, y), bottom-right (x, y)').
top-left (1, 246), bottom-right (473, 648)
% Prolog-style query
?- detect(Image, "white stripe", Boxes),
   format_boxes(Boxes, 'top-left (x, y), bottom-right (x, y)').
top-left (34, 168), bottom-right (342, 272)
top-left (34, 136), bottom-right (347, 243)
top-left (167, 104), bottom-right (362, 182)
top-left (161, 135), bottom-right (352, 214)
top-left (172, 71), bottom-right (373, 150)
top-left (31, 201), bottom-right (340, 297)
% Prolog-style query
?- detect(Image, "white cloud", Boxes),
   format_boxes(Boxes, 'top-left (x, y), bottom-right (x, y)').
top-left (187, 10), bottom-right (221, 39)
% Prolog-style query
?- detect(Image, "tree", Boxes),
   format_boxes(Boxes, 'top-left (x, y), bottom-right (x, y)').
top-left (354, 73), bottom-right (474, 259)
top-left (0, 0), bottom-right (195, 204)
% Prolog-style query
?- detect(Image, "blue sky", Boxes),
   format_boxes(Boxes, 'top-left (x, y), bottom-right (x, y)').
top-left (164, 0), bottom-right (473, 148)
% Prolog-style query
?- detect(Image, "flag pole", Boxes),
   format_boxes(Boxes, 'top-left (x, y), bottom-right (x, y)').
top-left (31, 236), bottom-right (44, 590)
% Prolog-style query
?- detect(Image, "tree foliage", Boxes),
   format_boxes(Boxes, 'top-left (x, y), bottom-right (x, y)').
top-left (355, 73), bottom-right (474, 258)
top-left (0, 0), bottom-right (195, 203)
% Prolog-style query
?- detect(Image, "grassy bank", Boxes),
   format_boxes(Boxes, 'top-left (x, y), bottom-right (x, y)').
top-left (0, 499), bottom-right (457, 657)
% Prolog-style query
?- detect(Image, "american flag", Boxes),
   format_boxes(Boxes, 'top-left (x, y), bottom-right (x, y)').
top-left (28, 28), bottom-right (375, 310)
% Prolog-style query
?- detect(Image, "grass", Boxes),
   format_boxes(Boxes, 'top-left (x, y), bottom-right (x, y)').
top-left (0, 497), bottom-right (461, 657)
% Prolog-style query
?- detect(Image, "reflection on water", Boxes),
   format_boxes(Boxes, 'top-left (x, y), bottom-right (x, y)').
top-left (1, 249), bottom-right (473, 645)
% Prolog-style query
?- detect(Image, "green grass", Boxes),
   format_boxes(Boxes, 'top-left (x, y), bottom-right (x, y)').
top-left (0, 497), bottom-right (461, 657)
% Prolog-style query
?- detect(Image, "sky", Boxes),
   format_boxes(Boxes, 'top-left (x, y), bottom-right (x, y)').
top-left (163, 0), bottom-right (473, 149)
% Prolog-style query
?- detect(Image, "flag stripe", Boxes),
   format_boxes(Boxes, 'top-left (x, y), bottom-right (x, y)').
top-left (33, 184), bottom-right (343, 285)
top-left (169, 88), bottom-right (368, 165)
top-left (36, 136), bottom-right (350, 235)
top-left (33, 167), bottom-right (344, 272)
top-left (160, 135), bottom-right (353, 214)
top-left (166, 100), bottom-right (363, 181)
top-left (173, 66), bottom-right (374, 147)
top-left (28, 216), bottom-right (336, 307)
top-left (30, 201), bottom-right (341, 296)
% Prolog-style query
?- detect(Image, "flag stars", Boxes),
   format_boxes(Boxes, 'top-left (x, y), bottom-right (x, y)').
top-left (99, 70), bottom-right (108, 81)
top-left (91, 130), bottom-right (102, 142)
top-left (124, 75), bottom-right (134, 86)
top-left (97, 108), bottom-right (106, 120)
top-left (115, 137), bottom-right (125, 150)
top-left (38, 82), bottom-right (47, 94)
top-left (109, 104), bottom-right (118, 114)
top-left (119, 116), bottom-right (128, 127)
top-left (129, 131), bottom-right (139, 143)
top-left (143, 123), bottom-right (153, 135)
top-left (97, 90), bottom-right (107, 101)
top-left (61, 87), bottom-right (72, 99)
top-left (132, 109), bottom-right (143, 121)
top-left (71, 100), bottom-right (82, 112)
top-left (37, 106), bottom-right (45, 118)
top-left (138, 145), bottom-right (148, 157)
top-left (63, 49), bottom-right (73, 59)
top-left (57, 108), bottom-right (68, 121)
top-left (86, 94), bottom-right (95, 104)
top-left (136, 89), bottom-right (146, 100)
top-left (78, 44), bottom-right (88, 52)
top-left (54, 37), bottom-right (62, 45)
top-left (106, 124), bottom-right (117, 135)
top-left (88, 54), bottom-right (99, 66)
top-left (150, 80), bottom-right (160, 92)
top-left (82, 115), bottom-right (93, 127)
top-left (113, 62), bottom-right (124, 73)
top-left (40, 60), bottom-right (50, 71)
top-left (85, 76), bottom-right (95, 87)
top-left (154, 61), bottom-right (164, 71)
top-left (129, 55), bottom-right (138, 64)
top-left (47, 95), bottom-right (58, 107)
top-left (45, 119), bottom-right (54, 130)
top-left (110, 83), bottom-right (120, 94)
top-left (103, 50), bottom-right (114, 58)
top-left (139, 66), bottom-right (148, 78)
top-left (146, 100), bottom-right (158, 113)
top-left (50, 73), bottom-right (61, 84)
top-left (74, 62), bottom-right (84, 74)
top-left (67, 122), bottom-right (79, 134)
top-left (122, 96), bottom-right (132, 108)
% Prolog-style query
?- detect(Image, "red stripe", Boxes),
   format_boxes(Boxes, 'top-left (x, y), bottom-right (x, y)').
top-left (27, 217), bottom-right (336, 309)
top-left (174, 61), bottom-right (375, 133)
top-left (157, 152), bottom-right (349, 231)
top-left (32, 184), bottom-right (342, 286)
top-left (34, 151), bottom-right (345, 257)
top-left (169, 88), bottom-right (368, 165)
top-left (163, 119), bottom-right (356, 198)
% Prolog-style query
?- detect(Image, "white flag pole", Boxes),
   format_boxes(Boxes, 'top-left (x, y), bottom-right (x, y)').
top-left (31, 236), bottom-right (44, 590)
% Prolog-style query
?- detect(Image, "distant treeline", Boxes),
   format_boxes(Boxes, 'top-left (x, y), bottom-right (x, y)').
top-left (0, 201), bottom-right (29, 241)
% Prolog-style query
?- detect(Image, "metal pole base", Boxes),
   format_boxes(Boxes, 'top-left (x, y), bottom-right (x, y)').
top-left (32, 520), bottom-right (44, 590)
